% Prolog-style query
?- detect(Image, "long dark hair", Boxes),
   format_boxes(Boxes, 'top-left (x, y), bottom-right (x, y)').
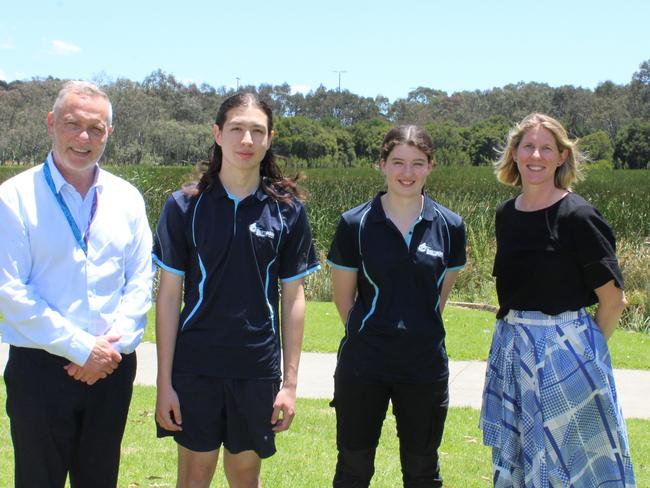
top-left (194, 92), bottom-right (304, 203)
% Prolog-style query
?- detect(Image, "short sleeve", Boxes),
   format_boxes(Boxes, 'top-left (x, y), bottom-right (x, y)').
top-left (278, 203), bottom-right (320, 282)
top-left (447, 219), bottom-right (467, 270)
top-left (326, 215), bottom-right (360, 271)
top-left (152, 193), bottom-right (190, 276)
top-left (569, 204), bottom-right (623, 290)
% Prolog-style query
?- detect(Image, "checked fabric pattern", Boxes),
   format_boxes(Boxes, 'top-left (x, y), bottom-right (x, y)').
top-left (480, 309), bottom-right (636, 487)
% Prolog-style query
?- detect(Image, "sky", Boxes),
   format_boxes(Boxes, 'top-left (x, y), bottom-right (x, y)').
top-left (1, 0), bottom-right (648, 102)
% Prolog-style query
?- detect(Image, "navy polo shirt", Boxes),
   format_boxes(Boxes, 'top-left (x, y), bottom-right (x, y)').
top-left (327, 192), bottom-right (466, 383)
top-left (153, 180), bottom-right (320, 380)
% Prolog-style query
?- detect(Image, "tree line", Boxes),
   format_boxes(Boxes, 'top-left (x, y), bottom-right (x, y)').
top-left (1, 60), bottom-right (649, 169)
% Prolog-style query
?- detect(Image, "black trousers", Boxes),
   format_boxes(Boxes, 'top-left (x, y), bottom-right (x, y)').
top-left (4, 346), bottom-right (136, 488)
top-left (332, 373), bottom-right (449, 488)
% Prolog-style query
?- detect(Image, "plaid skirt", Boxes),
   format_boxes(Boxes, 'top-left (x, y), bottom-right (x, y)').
top-left (479, 309), bottom-right (636, 487)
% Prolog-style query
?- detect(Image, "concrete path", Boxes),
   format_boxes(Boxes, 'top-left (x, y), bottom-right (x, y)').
top-left (1, 342), bottom-right (648, 419)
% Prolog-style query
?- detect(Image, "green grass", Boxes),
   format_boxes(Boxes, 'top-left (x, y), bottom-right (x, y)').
top-left (144, 302), bottom-right (650, 370)
top-left (1, 385), bottom-right (648, 487)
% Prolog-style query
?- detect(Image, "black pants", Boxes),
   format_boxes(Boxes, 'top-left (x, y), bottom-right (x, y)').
top-left (4, 346), bottom-right (136, 488)
top-left (332, 373), bottom-right (449, 488)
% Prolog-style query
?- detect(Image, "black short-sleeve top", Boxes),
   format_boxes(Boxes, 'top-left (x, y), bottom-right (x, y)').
top-left (493, 192), bottom-right (623, 318)
top-left (327, 192), bottom-right (466, 383)
top-left (153, 180), bottom-right (320, 379)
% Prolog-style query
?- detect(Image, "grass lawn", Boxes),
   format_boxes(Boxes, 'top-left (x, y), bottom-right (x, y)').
top-left (145, 301), bottom-right (650, 370)
top-left (1, 303), bottom-right (649, 486)
top-left (1, 385), bottom-right (648, 487)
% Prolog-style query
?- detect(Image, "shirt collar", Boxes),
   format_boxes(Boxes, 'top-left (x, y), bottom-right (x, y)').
top-left (46, 151), bottom-right (103, 195)
top-left (211, 176), bottom-right (268, 203)
top-left (367, 191), bottom-right (435, 223)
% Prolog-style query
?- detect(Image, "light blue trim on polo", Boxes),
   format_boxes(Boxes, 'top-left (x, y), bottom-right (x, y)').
top-left (326, 260), bottom-right (358, 272)
top-left (448, 264), bottom-right (465, 271)
top-left (182, 192), bottom-right (207, 330)
top-left (404, 215), bottom-right (422, 248)
top-left (191, 193), bottom-right (205, 246)
top-left (264, 201), bottom-right (284, 334)
top-left (226, 190), bottom-right (241, 234)
top-left (357, 207), bottom-right (378, 333)
top-left (281, 263), bottom-right (322, 283)
top-left (182, 255), bottom-right (206, 330)
top-left (433, 206), bottom-right (451, 251)
top-left (435, 268), bottom-right (448, 312)
top-left (152, 254), bottom-right (185, 276)
top-left (359, 263), bottom-right (379, 333)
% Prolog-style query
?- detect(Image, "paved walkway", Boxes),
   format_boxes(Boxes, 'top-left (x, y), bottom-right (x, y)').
top-left (1, 342), bottom-right (648, 419)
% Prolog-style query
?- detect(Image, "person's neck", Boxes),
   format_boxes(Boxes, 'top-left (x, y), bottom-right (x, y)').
top-left (381, 193), bottom-right (423, 236)
top-left (219, 167), bottom-right (261, 200)
top-left (516, 185), bottom-right (568, 211)
top-left (52, 159), bottom-right (96, 199)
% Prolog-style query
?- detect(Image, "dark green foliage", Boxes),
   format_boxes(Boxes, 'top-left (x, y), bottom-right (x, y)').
top-left (2, 60), bottom-right (650, 167)
top-left (613, 121), bottom-right (650, 169)
top-left (424, 122), bottom-right (470, 166)
top-left (580, 130), bottom-right (614, 162)
top-left (467, 117), bottom-right (510, 166)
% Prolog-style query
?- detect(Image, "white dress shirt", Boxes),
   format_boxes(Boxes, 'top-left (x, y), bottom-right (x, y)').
top-left (0, 153), bottom-right (153, 365)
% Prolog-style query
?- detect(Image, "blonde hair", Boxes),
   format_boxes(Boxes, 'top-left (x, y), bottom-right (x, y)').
top-left (494, 113), bottom-right (585, 189)
top-left (52, 80), bottom-right (113, 126)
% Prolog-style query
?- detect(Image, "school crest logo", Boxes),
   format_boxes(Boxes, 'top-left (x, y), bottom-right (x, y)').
top-left (249, 223), bottom-right (275, 239)
top-left (417, 243), bottom-right (443, 258)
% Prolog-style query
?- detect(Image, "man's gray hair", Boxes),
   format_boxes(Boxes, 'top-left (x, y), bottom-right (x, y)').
top-left (52, 80), bottom-right (113, 126)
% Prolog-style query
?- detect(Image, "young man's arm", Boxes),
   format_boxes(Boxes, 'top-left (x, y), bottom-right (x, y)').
top-left (272, 278), bottom-right (306, 432)
top-left (155, 269), bottom-right (184, 431)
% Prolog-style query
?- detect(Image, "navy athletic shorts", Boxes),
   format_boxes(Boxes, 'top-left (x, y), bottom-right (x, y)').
top-left (157, 373), bottom-right (280, 458)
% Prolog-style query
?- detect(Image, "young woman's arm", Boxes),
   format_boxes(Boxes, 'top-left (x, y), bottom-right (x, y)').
top-left (439, 270), bottom-right (460, 314)
top-left (331, 267), bottom-right (358, 324)
top-left (593, 279), bottom-right (627, 340)
top-left (155, 269), bottom-right (184, 431)
top-left (272, 278), bottom-right (307, 433)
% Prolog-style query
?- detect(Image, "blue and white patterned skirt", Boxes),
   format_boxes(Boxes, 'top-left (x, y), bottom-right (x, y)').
top-left (479, 309), bottom-right (636, 487)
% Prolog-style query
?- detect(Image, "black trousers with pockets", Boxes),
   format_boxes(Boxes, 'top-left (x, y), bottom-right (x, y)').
top-left (332, 372), bottom-right (449, 488)
top-left (4, 346), bottom-right (136, 488)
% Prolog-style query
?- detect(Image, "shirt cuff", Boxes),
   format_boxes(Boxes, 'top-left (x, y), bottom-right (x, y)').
top-left (66, 328), bottom-right (97, 366)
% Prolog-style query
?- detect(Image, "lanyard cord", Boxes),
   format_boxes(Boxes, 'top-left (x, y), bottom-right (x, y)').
top-left (43, 162), bottom-right (98, 256)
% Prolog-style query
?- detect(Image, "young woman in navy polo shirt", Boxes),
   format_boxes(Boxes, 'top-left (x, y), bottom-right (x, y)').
top-left (153, 93), bottom-right (320, 487)
top-left (479, 113), bottom-right (635, 487)
top-left (327, 125), bottom-right (466, 487)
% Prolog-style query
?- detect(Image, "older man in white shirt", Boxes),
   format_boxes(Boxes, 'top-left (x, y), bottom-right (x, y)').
top-left (0, 81), bottom-right (153, 488)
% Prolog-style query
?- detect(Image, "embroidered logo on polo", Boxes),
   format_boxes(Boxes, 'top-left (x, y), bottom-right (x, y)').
top-left (249, 223), bottom-right (275, 239)
top-left (417, 243), bottom-right (443, 258)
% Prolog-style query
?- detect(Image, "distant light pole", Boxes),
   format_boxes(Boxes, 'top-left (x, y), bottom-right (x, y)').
top-left (236, 77), bottom-right (240, 90)
top-left (333, 70), bottom-right (347, 92)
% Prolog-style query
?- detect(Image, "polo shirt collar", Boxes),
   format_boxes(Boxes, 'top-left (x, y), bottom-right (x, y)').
top-left (211, 176), bottom-right (269, 202)
top-left (367, 191), bottom-right (436, 223)
top-left (45, 151), bottom-right (103, 195)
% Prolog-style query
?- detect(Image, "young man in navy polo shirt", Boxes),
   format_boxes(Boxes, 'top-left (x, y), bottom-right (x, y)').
top-left (153, 93), bottom-right (320, 487)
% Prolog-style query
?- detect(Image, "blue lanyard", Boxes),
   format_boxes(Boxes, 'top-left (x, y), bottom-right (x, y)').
top-left (43, 162), bottom-right (98, 255)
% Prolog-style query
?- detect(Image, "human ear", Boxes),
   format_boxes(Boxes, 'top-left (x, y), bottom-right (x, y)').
top-left (212, 124), bottom-right (222, 145)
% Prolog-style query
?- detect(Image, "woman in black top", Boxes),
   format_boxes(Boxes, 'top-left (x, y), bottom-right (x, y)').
top-left (479, 113), bottom-right (635, 487)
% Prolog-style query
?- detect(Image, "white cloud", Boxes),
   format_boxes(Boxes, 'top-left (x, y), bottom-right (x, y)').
top-left (51, 40), bottom-right (81, 56)
top-left (290, 84), bottom-right (311, 95)
top-left (0, 37), bottom-right (15, 50)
